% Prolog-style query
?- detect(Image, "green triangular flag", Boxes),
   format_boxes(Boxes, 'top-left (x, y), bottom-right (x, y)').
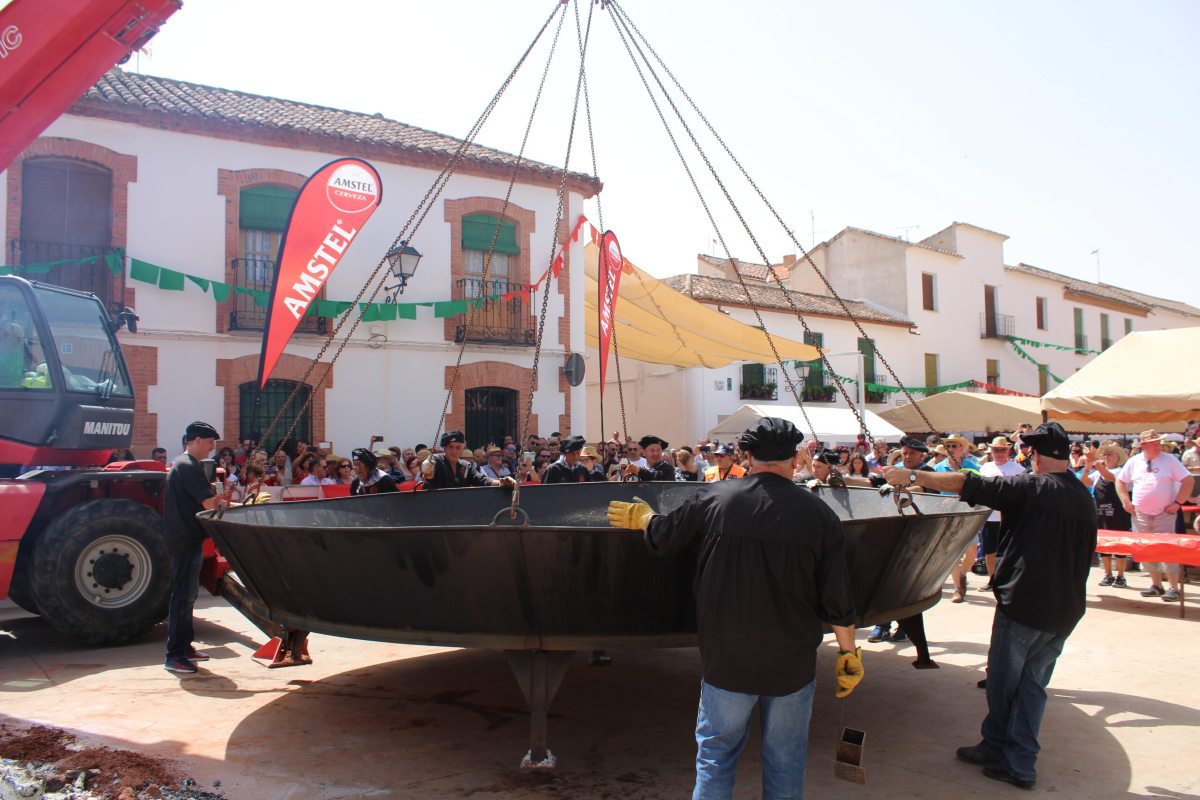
top-left (211, 282), bottom-right (231, 303)
top-left (434, 299), bottom-right (469, 318)
top-left (252, 290), bottom-right (269, 307)
top-left (187, 275), bottom-right (210, 292)
top-left (104, 251), bottom-right (123, 276)
top-left (158, 267), bottom-right (185, 291)
top-left (129, 259), bottom-right (160, 285)
top-left (396, 304), bottom-right (417, 320)
top-left (360, 303), bottom-right (380, 322)
top-left (374, 303), bottom-right (397, 322)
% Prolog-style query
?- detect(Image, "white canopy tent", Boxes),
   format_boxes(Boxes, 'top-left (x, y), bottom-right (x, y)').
top-left (706, 404), bottom-right (905, 445)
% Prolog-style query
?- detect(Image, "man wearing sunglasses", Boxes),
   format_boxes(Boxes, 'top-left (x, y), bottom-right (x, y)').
top-left (1116, 429), bottom-right (1194, 601)
top-left (936, 434), bottom-right (980, 602)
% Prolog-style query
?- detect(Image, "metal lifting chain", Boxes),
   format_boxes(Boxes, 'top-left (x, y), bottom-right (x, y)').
top-left (605, 7), bottom-right (827, 442)
top-left (612, 1), bottom-right (937, 436)
top-left (254, 4), bottom-right (566, 454)
top-left (575, 0), bottom-right (629, 444)
top-left (518, 0), bottom-right (595, 450)
top-left (433, 1), bottom-right (571, 448)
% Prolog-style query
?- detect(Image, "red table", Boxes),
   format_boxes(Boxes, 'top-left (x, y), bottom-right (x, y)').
top-left (1097, 529), bottom-right (1200, 618)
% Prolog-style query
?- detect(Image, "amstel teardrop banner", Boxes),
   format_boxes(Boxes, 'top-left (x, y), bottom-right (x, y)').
top-left (596, 229), bottom-right (624, 399)
top-left (257, 158), bottom-right (382, 389)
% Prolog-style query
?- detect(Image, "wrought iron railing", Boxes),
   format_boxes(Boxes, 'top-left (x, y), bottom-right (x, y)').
top-left (979, 312), bottom-right (1014, 339)
top-left (794, 368), bottom-right (837, 402)
top-left (453, 276), bottom-right (533, 345)
top-left (230, 257), bottom-right (326, 333)
top-left (9, 238), bottom-right (124, 310)
top-left (740, 382), bottom-right (778, 401)
top-left (1074, 333), bottom-right (1088, 351)
top-left (864, 373), bottom-right (889, 404)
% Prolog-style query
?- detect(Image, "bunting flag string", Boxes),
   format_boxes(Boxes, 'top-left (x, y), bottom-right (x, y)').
top-left (1007, 334), bottom-right (1099, 356)
top-left (1008, 338), bottom-right (1066, 384)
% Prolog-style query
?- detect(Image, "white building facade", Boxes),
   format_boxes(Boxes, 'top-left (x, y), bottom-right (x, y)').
top-left (1, 70), bottom-right (598, 457)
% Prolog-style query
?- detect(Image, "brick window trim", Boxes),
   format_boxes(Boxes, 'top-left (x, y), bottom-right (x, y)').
top-left (121, 341), bottom-right (159, 457)
top-left (5, 137), bottom-right (138, 309)
top-left (215, 352), bottom-right (333, 451)
top-left (442, 361), bottom-right (538, 441)
top-left (443, 197), bottom-right (537, 344)
top-left (216, 168), bottom-right (308, 334)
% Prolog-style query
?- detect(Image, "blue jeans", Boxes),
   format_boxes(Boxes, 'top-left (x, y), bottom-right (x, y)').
top-left (165, 542), bottom-right (204, 660)
top-left (694, 679), bottom-right (815, 800)
top-left (981, 611), bottom-right (1066, 782)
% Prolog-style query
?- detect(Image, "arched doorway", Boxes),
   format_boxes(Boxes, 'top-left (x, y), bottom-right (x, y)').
top-left (464, 386), bottom-right (517, 449)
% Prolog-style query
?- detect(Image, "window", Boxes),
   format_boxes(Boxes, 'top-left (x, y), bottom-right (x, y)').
top-left (1037, 364), bottom-right (1049, 395)
top-left (239, 379), bottom-right (311, 455)
top-left (1124, 318), bottom-right (1133, 335)
top-left (457, 214), bottom-right (529, 344)
top-left (858, 337), bottom-right (886, 402)
top-left (740, 363), bottom-right (777, 400)
top-left (1100, 313), bottom-right (1111, 350)
top-left (34, 285), bottom-right (132, 397)
top-left (924, 353), bottom-right (939, 394)
top-left (1035, 297), bottom-right (1048, 330)
top-left (232, 186), bottom-right (324, 333)
top-left (985, 359), bottom-right (1000, 390)
top-left (18, 158), bottom-right (119, 306)
top-left (921, 273), bottom-right (936, 311)
top-left (1073, 307), bottom-right (1086, 350)
top-left (465, 386), bottom-right (518, 448)
top-left (0, 283), bottom-right (51, 389)
top-left (798, 332), bottom-right (833, 401)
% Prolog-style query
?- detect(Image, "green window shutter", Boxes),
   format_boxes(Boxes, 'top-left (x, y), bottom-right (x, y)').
top-left (240, 186), bottom-right (298, 232)
top-left (802, 331), bottom-right (823, 386)
top-left (462, 214), bottom-right (519, 255)
top-left (742, 363), bottom-right (765, 387)
top-left (857, 337), bottom-right (877, 383)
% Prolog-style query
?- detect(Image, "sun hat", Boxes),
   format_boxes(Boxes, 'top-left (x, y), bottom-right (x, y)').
top-left (1138, 429), bottom-right (1163, 444)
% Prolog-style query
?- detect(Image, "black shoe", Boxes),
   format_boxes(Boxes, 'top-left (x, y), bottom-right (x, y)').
top-left (977, 678), bottom-right (987, 689)
top-left (956, 744), bottom-right (1000, 766)
top-left (983, 764), bottom-right (1035, 790)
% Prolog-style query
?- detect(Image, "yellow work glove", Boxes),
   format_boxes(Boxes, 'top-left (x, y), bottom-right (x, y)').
top-left (835, 646), bottom-right (864, 698)
top-left (606, 499), bottom-right (656, 531)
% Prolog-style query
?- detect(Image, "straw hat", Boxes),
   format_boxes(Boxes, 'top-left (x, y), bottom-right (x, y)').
top-left (1099, 443), bottom-right (1129, 466)
top-left (1138, 429), bottom-right (1164, 444)
top-left (580, 445), bottom-right (600, 460)
top-left (988, 435), bottom-right (1012, 450)
top-left (931, 444), bottom-right (948, 456)
top-left (944, 434), bottom-right (972, 451)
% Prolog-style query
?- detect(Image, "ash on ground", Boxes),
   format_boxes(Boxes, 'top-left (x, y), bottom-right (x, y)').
top-left (1, 724), bottom-right (224, 800)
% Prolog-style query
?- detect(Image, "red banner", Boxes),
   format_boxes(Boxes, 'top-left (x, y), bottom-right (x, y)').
top-left (597, 230), bottom-right (624, 398)
top-left (257, 158), bottom-right (382, 389)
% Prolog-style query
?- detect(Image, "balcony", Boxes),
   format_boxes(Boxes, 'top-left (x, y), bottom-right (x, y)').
top-left (740, 382), bottom-right (778, 401)
top-left (1074, 333), bottom-right (1088, 352)
top-left (9, 238), bottom-right (125, 311)
top-left (230, 258), bottom-right (326, 333)
top-left (979, 312), bottom-right (1015, 339)
top-left (453, 276), bottom-right (534, 346)
top-left (1100, 337), bottom-right (1112, 351)
top-left (864, 373), bottom-right (889, 404)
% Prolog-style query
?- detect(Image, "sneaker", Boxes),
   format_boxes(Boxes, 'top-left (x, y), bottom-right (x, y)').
top-left (1113, 576), bottom-right (1127, 588)
top-left (164, 656), bottom-right (197, 674)
top-left (890, 627), bottom-right (908, 643)
top-left (187, 647), bottom-right (210, 661)
top-left (867, 625), bottom-right (892, 643)
top-left (1162, 588), bottom-right (1180, 602)
top-left (1141, 585), bottom-right (1166, 597)
top-left (956, 743), bottom-right (1001, 766)
top-left (1098, 574), bottom-right (1115, 587)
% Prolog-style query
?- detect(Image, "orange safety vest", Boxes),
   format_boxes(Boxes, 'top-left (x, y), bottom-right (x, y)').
top-left (704, 463), bottom-right (746, 481)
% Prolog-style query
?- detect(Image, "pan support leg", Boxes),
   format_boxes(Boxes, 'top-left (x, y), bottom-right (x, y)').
top-left (504, 649), bottom-right (575, 769)
top-left (898, 613), bottom-right (939, 669)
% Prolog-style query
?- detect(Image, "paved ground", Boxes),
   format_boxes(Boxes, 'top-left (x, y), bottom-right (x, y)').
top-left (1, 567), bottom-right (1198, 799)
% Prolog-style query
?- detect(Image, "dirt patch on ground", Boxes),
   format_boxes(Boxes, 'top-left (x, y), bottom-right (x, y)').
top-left (0, 722), bottom-right (212, 800)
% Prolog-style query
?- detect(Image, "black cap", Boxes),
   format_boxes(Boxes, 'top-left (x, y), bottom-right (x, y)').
top-left (1022, 421), bottom-right (1070, 460)
top-left (899, 436), bottom-right (929, 453)
top-left (716, 443), bottom-right (736, 456)
top-left (440, 430), bottom-right (466, 447)
top-left (814, 448), bottom-right (842, 465)
top-left (184, 421), bottom-right (220, 442)
top-left (639, 435), bottom-right (668, 449)
top-left (351, 448), bottom-right (377, 469)
top-left (738, 417), bottom-right (804, 461)
top-left (561, 435), bottom-right (587, 454)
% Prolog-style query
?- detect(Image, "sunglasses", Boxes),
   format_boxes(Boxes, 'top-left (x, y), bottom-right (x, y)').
top-left (946, 444), bottom-right (963, 450)
top-left (338, 463), bottom-right (351, 469)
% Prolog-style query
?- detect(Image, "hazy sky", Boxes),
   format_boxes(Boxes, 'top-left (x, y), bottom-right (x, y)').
top-left (133, 0), bottom-right (1198, 307)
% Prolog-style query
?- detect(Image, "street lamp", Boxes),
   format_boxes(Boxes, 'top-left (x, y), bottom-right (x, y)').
top-left (383, 241), bottom-right (422, 302)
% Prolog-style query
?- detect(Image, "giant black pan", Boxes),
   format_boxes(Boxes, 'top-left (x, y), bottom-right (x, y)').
top-left (199, 481), bottom-right (988, 650)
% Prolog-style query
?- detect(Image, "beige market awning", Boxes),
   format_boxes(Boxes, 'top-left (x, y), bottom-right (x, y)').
top-left (878, 390), bottom-right (1042, 434)
top-left (1041, 327), bottom-right (1200, 428)
top-left (583, 242), bottom-right (820, 369)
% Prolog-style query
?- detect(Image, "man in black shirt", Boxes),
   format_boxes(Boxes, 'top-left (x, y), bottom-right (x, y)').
top-left (886, 420), bottom-right (1097, 790)
top-left (349, 448), bottom-right (399, 495)
top-left (608, 417), bottom-right (862, 798)
top-left (541, 435), bottom-right (590, 484)
top-left (421, 430), bottom-right (516, 490)
top-left (163, 421), bottom-right (229, 674)
top-left (620, 435), bottom-right (678, 481)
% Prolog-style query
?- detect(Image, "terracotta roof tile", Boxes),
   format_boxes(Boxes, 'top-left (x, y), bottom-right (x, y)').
top-left (661, 273), bottom-right (910, 325)
top-left (696, 254), bottom-right (792, 282)
top-left (78, 69), bottom-right (598, 186)
top-left (1005, 263), bottom-right (1200, 318)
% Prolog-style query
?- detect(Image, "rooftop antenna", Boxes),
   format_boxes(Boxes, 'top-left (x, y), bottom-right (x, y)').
top-left (811, 210), bottom-right (816, 248)
top-left (1090, 249), bottom-right (1100, 284)
top-left (898, 225), bottom-right (919, 242)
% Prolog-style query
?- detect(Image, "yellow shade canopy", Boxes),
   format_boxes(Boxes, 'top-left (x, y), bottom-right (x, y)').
top-left (878, 391), bottom-right (1042, 434)
top-left (583, 242), bottom-right (820, 369)
top-left (1041, 327), bottom-right (1200, 428)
